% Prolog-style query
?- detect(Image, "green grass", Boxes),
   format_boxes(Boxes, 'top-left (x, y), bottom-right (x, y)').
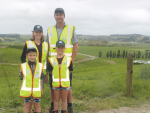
top-left (1, 44), bottom-right (150, 112)
top-left (0, 45), bottom-right (24, 63)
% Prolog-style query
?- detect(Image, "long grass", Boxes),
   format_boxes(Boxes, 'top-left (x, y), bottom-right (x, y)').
top-left (1, 45), bottom-right (150, 112)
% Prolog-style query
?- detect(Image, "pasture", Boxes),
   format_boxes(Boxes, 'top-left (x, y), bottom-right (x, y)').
top-left (78, 43), bottom-right (150, 58)
top-left (0, 43), bottom-right (150, 113)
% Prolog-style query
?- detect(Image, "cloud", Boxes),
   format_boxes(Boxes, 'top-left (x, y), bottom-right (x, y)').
top-left (0, 0), bottom-right (150, 35)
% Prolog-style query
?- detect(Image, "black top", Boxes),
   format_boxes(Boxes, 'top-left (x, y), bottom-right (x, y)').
top-left (21, 42), bottom-right (42, 63)
top-left (47, 56), bottom-right (73, 72)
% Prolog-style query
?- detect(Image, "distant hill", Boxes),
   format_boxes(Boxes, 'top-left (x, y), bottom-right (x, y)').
top-left (77, 34), bottom-right (150, 42)
top-left (1, 33), bottom-right (150, 44)
top-left (0, 34), bottom-right (20, 39)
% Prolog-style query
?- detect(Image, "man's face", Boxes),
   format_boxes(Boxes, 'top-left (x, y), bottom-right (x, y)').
top-left (26, 52), bottom-right (37, 62)
top-left (54, 12), bottom-right (65, 24)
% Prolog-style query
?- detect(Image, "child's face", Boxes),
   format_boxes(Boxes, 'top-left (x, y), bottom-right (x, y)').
top-left (32, 30), bottom-right (43, 40)
top-left (55, 45), bottom-right (65, 54)
top-left (26, 52), bottom-right (37, 62)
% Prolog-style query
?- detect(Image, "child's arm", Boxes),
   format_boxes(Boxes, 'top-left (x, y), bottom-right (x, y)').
top-left (47, 59), bottom-right (53, 75)
top-left (41, 80), bottom-right (43, 95)
top-left (69, 60), bottom-right (73, 73)
top-left (18, 69), bottom-right (23, 84)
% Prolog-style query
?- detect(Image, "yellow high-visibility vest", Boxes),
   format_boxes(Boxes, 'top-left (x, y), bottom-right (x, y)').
top-left (20, 62), bottom-right (43, 98)
top-left (47, 24), bottom-right (75, 57)
top-left (49, 55), bottom-right (72, 87)
top-left (26, 41), bottom-right (48, 74)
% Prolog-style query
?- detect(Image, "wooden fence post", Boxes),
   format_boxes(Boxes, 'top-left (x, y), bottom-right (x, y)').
top-left (126, 52), bottom-right (133, 97)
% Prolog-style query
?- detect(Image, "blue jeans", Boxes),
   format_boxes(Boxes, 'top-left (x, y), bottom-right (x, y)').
top-left (52, 86), bottom-right (71, 91)
top-left (24, 98), bottom-right (41, 103)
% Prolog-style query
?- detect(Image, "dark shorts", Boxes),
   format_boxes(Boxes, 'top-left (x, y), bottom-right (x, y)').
top-left (49, 72), bottom-right (72, 89)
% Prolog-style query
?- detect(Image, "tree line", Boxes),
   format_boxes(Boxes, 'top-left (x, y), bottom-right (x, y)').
top-left (99, 50), bottom-right (150, 59)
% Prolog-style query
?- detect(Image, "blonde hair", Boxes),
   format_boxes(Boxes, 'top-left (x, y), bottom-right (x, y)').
top-left (30, 32), bottom-right (45, 42)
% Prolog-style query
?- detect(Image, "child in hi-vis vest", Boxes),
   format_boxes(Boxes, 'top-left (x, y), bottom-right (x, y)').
top-left (47, 40), bottom-right (73, 113)
top-left (19, 47), bottom-right (44, 113)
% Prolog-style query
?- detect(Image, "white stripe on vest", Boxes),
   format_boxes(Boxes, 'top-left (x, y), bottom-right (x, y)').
top-left (43, 42), bottom-right (48, 69)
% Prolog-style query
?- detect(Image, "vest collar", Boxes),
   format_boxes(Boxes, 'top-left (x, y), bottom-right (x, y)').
top-left (28, 60), bottom-right (36, 66)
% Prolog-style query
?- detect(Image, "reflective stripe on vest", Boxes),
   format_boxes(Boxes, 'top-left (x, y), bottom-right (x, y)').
top-left (48, 24), bottom-right (74, 57)
top-left (20, 62), bottom-right (43, 98)
top-left (49, 55), bottom-right (71, 87)
top-left (26, 41), bottom-right (48, 74)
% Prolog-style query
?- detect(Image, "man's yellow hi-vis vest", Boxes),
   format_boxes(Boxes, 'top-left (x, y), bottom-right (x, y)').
top-left (20, 62), bottom-right (43, 98)
top-left (49, 55), bottom-right (72, 88)
top-left (47, 24), bottom-right (75, 57)
top-left (25, 41), bottom-right (48, 74)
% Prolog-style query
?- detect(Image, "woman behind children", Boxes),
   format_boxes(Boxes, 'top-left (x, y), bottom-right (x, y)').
top-left (20, 25), bottom-right (48, 112)
top-left (47, 40), bottom-right (73, 113)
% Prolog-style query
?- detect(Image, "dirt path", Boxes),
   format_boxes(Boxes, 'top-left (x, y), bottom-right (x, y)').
top-left (0, 45), bottom-right (8, 48)
top-left (98, 104), bottom-right (150, 113)
top-left (102, 60), bottom-right (116, 64)
top-left (74, 53), bottom-right (98, 63)
top-left (0, 53), bottom-right (97, 65)
top-left (0, 63), bottom-right (20, 65)
top-left (0, 54), bottom-right (116, 65)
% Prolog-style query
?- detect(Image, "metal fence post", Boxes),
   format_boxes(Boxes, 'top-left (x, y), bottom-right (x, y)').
top-left (126, 52), bottom-right (133, 97)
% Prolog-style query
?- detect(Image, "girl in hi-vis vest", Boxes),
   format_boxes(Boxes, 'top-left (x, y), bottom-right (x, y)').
top-left (47, 40), bottom-right (73, 113)
top-left (21, 25), bottom-right (48, 85)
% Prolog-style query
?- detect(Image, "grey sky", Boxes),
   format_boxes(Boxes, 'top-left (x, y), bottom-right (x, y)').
top-left (0, 0), bottom-right (150, 35)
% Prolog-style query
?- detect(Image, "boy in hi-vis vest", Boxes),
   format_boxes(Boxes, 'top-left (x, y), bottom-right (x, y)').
top-left (19, 47), bottom-right (45, 113)
top-left (47, 40), bottom-right (73, 113)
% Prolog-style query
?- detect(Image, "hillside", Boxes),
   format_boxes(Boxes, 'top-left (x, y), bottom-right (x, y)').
top-left (0, 34), bottom-right (150, 46)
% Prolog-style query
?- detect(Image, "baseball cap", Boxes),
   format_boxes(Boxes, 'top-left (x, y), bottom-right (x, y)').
top-left (32, 25), bottom-right (43, 32)
top-left (56, 40), bottom-right (65, 47)
top-left (26, 47), bottom-right (37, 54)
top-left (54, 8), bottom-right (65, 15)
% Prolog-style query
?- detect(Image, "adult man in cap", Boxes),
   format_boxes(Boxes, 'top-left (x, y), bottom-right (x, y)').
top-left (47, 8), bottom-right (78, 113)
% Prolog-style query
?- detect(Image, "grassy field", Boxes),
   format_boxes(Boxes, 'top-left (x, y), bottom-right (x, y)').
top-left (78, 43), bottom-right (150, 58)
top-left (1, 44), bottom-right (150, 112)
